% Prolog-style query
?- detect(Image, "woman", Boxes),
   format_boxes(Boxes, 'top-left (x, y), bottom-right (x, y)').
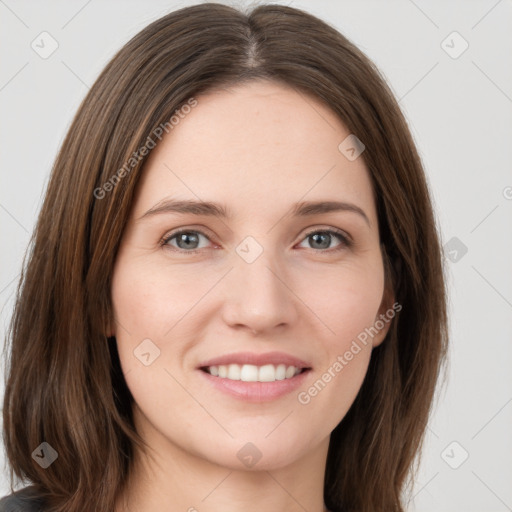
top-left (0, 3), bottom-right (448, 511)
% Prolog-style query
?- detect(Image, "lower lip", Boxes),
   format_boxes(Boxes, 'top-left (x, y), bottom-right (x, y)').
top-left (197, 368), bottom-right (311, 402)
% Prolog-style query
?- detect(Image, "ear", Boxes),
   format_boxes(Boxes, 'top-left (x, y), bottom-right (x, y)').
top-left (371, 284), bottom-right (395, 348)
top-left (371, 243), bottom-right (399, 348)
top-left (106, 318), bottom-right (115, 338)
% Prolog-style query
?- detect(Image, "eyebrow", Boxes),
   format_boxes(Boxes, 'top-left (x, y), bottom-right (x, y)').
top-left (138, 198), bottom-right (371, 228)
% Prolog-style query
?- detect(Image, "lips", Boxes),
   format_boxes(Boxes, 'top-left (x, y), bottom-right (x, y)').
top-left (197, 351), bottom-right (312, 370)
top-left (196, 351), bottom-right (313, 402)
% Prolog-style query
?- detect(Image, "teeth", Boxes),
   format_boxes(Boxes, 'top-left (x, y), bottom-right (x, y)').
top-left (205, 363), bottom-right (303, 382)
top-left (228, 364), bottom-right (241, 380)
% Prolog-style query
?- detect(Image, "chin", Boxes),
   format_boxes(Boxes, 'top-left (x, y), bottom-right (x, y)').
top-left (195, 435), bottom-right (311, 472)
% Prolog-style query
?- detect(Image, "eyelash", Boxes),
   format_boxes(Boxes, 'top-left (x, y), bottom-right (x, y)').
top-left (159, 227), bottom-right (352, 255)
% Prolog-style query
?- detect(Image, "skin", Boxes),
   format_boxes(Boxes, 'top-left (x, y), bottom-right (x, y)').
top-left (111, 79), bottom-right (394, 512)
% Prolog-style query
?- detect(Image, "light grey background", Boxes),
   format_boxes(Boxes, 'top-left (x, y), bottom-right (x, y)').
top-left (1, 1), bottom-right (511, 510)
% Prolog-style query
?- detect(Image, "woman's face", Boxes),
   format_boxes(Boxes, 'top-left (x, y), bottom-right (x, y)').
top-left (111, 79), bottom-right (393, 471)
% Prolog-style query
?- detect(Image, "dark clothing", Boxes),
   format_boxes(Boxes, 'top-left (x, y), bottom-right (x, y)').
top-left (0, 486), bottom-right (45, 511)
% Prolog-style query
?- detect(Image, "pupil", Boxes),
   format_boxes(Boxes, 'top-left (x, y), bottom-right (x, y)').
top-left (311, 232), bottom-right (330, 249)
top-left (178, 233), bottom-right (198, 249)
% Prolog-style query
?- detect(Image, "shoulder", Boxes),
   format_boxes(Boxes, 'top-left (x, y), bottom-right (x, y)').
top-left (0, 485), bottom-right (46, 512)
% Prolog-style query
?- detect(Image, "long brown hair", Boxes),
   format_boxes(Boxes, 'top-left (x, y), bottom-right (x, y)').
top-left (2, 3), bottom-right (448, 511)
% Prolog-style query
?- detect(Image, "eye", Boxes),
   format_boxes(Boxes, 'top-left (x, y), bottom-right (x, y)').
top-left (297, 228), bottom-right (351, 252)
top-left (161, 229), bottom-right (213, 253)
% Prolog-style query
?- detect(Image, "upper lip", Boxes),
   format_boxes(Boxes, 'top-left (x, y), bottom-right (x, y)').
top-left (197, 351), bottom-right (312, 370)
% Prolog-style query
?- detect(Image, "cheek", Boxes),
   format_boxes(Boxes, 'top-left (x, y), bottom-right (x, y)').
top-left (111, 257), bottom-right (195, 336)
top-left (299, 343), bottom-right (372, 441)
top-left (299, 258), bottom-right (385, 350)
top-left (292, 260), bottom-right (383, 422)
top-left (111, 256), bottom-right (215, 378)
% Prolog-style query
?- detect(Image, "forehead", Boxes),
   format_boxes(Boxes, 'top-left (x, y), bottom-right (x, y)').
top-left (133, 79), bottom-right (377, 226)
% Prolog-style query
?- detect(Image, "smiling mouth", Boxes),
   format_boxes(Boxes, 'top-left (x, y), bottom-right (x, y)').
top-left (200, 363), bottom-right (310, 383)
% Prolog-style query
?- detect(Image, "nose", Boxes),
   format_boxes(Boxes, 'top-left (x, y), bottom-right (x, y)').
top-left (220, 252), bottom-right (299, 335)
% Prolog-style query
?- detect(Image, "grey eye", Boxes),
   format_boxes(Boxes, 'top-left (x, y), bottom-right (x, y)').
top-left (164, 231), bottom-right (209, 251)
